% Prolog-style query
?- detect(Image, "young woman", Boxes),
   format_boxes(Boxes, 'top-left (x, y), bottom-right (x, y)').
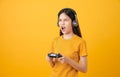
top-left (46, 8), bottom-right (88, 77)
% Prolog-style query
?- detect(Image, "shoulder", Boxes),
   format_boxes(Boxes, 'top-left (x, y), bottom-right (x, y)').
top-left (52, 36), bottom-right (61, 43)
top-left (53, 36), bottom-right (61, 41)
top-left (74, 35), bottom-right (86, 44)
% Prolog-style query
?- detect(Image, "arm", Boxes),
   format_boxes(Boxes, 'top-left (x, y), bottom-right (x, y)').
top-left (58, 56), bottom-right (88, 73)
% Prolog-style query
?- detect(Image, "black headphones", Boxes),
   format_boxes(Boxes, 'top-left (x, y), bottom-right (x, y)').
top-left (72, 15), bottom-right (78, 27)
top-left (57, 8), bottom-right (78, 27)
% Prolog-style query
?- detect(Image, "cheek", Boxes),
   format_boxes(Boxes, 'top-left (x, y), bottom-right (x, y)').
top-left (66, 22), bottom-right (72, 27)
top-left (69, 26), bottom-right (73, 31)
top-left (65, 25), bottom-right (73, 33)
top-left (67, 23), bottom-right (73, 30)
top-left (58, 22), bottom-right (61, 26)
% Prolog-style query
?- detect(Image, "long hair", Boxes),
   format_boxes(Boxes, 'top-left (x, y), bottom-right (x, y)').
top-left (57, 8), bottom-right (82, 37)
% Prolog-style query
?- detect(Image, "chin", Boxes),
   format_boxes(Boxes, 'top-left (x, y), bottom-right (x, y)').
top-left (61, 32), bottom-right (66, 34)
top-left (62, 31), bottom-right (69, 35)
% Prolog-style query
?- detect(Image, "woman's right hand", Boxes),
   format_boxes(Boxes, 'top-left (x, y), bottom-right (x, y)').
top-left (46, 55), bottom-right (53, 62)
top-left (46, 55), bottom-right (55, 67)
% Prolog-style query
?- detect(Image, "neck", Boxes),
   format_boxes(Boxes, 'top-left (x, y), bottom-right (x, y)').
top-left (62, 32), bottom-right (74, 40)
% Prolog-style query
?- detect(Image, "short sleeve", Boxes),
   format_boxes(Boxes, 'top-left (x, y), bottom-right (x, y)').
top-left (49, 37), bottom-right (57, 53)
top-left (79, 40), bottom-right (88, 56)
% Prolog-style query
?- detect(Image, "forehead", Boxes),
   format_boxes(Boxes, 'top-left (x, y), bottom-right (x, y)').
top-left (59, 13), bottom-right (70, 19)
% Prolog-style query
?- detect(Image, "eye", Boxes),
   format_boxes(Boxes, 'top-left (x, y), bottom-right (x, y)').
top-left (58, 19), bottom-right (62, 22)
top-left (64, 19), bottom-right (68, 21)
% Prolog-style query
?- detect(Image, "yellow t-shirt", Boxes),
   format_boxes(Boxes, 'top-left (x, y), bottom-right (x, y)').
top-left (49, 35), bottom-right (87, 77)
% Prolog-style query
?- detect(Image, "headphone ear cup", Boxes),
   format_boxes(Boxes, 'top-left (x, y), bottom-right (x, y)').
top-left (72, 20), bottom-right (78, 27)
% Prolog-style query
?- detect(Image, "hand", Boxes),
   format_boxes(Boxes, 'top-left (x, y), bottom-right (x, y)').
top-left (46, 55), bottom-right (54, 62)
top-left (46, 55), bottom-right (56, 67)
top-left (58, 55), bottom-right (69, 64)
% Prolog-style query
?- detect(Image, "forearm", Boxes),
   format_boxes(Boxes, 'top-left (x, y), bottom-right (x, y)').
top-left (66, 57), bottom-right (87, 73)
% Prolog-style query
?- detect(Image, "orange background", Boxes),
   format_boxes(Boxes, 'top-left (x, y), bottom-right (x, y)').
top-left (0, 0), bottom-right (120, 77)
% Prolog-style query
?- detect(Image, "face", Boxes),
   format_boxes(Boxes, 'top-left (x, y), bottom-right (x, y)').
top-left (58, 13), bottom-right (73, 35)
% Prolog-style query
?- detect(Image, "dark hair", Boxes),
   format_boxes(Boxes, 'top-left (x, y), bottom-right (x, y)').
top-left (58, 8), bottom-right (82, 37)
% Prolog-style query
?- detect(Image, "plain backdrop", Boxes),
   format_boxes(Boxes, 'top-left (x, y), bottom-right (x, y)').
top-left (0, 0), bottom-right (120, 77)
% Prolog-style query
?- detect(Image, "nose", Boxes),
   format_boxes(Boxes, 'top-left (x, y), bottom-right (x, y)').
top-left (59, 20), bottom-right (65, 26)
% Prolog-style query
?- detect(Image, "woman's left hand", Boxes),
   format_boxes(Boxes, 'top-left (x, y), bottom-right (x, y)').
top-left (58, 55), bottom-right (69, 64)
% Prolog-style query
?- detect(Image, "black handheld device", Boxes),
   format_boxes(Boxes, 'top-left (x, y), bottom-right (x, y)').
top-left (48, 53), bottom-right (62, 58)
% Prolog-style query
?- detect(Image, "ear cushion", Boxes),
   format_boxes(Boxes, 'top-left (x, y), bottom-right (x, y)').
top-left (72, 20), bottom-right (78, 27)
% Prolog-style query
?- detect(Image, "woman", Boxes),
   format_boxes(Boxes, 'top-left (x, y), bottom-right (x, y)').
top-left (46, 8), bottom-right (88, 77)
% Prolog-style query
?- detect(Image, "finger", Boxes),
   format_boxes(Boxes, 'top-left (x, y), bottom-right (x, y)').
top-left (58, 56), bottom-right (64, 60)
top-left (58, 57), bottom-right (65, 63)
